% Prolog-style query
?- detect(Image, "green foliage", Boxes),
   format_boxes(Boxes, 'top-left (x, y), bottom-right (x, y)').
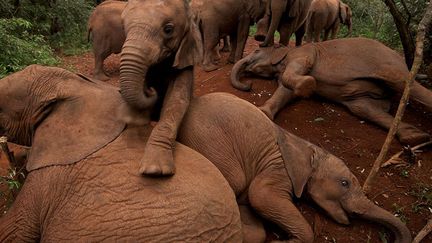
top-left (409, 183), bottom-right (432, 213)
top-left (0, 165), bottom-right (25, 210)
top-left (0, 18), bottom-right (58, 78)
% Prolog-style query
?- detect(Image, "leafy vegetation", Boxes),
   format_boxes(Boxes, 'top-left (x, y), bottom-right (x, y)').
top-left (0, 165), bottom-right (25, 211)
top-left (0, 0), bottom-right (95, 77)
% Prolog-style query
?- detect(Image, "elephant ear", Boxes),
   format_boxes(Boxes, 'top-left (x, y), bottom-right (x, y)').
top-left (173, 20), bottom-right (203, 69)
top-left (275, 126), bottom-right (316, 198)
top-left (271, 46), bottom-right (290, 65)
top-left (339, 3), bottom-right (348, 23)
top-left (26, 72), bottom-right (127, 171)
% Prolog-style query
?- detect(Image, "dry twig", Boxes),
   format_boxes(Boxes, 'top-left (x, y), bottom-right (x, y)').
top-left (381, 141), bottom-right (432, 167)
top-left (413, 218), bottom-right (432, 243)
top-left (0, 136), bottom-right (17, 167)
top-left (363, 0), bottom-right (432, 193)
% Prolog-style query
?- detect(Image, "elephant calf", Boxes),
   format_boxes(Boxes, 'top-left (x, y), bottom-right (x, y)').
top-left (0, 65), bottom-right (242, 242)
top-left (231, 37), bottom-right (432, 146)
top-left (178, 92), bottom-right (411, 243)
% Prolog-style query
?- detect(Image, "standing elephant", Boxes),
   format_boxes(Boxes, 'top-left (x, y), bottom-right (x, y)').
top-left (231, 38), bottom-right (432, 145)
top-left (0, 65), bottom-right (242, 242)
top-left (119, 0), bottom-right (202, 176)
top-left (254, 0), bottom-right (312, 47)
top-left (306, 0), bottom-right (352, 42)
top-left (87, 0), bottom-right (126, 81)
top-left (191, 0), bottom-right (267, 71)
top-left (178, 92), bottom-right (412, 243)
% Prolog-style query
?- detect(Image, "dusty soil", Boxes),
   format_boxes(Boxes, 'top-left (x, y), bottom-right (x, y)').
top-left (1, 38), bottom-right (431, 242)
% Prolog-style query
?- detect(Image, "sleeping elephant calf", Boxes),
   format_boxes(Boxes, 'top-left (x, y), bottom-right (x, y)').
top-left (0, 65), bottom-right (242, 242)
top-left (231, 37), bottom-right (432, 146)
top-left (179, 92), bottom-right (412, 243)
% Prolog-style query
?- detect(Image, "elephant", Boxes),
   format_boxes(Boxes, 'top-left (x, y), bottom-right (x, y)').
top-left (305, 0), bottom-right (353, 42)
top-left (87, 0), bottom-right (126, 81)
top-left (254, 0), bottom-right (313, 47)
top-left (119, 0), bottom-right (202, 176)
top-left (177, 92), bottom-right (412, 243)
top-left (191, 0), bottom-right (267, 71)
top-left (0, 65), bottom-right (242, 242)
top-left (230, 37), bottom-right (432, 146)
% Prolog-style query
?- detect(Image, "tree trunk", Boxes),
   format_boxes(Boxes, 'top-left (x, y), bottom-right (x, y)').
top-left (383, 0), bottom-right (416, 69)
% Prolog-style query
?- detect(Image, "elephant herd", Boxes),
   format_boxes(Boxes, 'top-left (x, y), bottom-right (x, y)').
top-left (0, 0), bottom-right (431, 242)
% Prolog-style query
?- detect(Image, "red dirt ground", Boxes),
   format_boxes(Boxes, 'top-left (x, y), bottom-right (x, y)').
top-left (1, 38), bottom-right (431, 242)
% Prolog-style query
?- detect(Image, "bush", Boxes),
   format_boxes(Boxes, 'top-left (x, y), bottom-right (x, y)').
top-left (0, 18), bottom-right (58, 78)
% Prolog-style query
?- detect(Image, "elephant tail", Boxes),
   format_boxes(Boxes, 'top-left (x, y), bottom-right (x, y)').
top-left (410, 81), bottom-right (432, 112)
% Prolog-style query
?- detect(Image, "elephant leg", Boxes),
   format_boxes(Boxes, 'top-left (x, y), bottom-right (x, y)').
top-left (294, 23), bottom-right (306, 46)
top-left (220, 36), bottom-right (231, 53)
top-left (139, 68), bottom-right (193, 176)
top-left (228, 33), bottom-right (238, 64)
top-left (93, 49), bottom-right (110, 81)
top-left (323, 28), bottom-right (331, 41)
top-left (342, 98), bottom-right (431, 146)
top-left (233, 15), bottom-right (251, 63)
top-left (280, 57), bottom-right (316, 98)
top-left (239, 205), bottom-right (266, 243)
top-left (255, 1), bottom-right (271, 42)
top-left (259, 81), bottom-right (295, 120)
top-left (248, 172), bottom-right (314, 243)
top-left (313, 30), bottom-right (321, 42)
top-left (330, 22), bottom-right (340, 39)
top-left (202, 26), bottom-right (220, 72)
top-left (261, 0), bottom-right (288, 47)
top-left (278, 26), bottom-right (293, 47)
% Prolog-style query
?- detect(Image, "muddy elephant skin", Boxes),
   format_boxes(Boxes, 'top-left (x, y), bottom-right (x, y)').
top-left (87, 0), bottom-right (127, 81)
top-left (0, 65), bottom-right (241, 242)
top-left (119, 0), bottom-right (203, 176)
top-left (306, 0), bottom-right (353, 42)
top-left (191, 0), bottom-right (267, 71)
top-left (231, 37), bottom-right (432, 145)
top-left (178, 92), bottom-right (412, 243)
top-left (254, 0), bottom-right (313, 47)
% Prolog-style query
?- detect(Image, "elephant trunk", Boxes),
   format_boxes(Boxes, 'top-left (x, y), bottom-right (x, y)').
top-left (230, 58), bottom-right (252, 91)
top-left (345, 196), bottom-right (411, 243)
top-left (119, 44), bottom-right (158, 110)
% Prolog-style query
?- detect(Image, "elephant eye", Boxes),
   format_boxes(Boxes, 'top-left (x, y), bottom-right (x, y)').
top-left (341, 179), bottom-right (350, 188)
top-left (163, 23), bottom-right (174, 35)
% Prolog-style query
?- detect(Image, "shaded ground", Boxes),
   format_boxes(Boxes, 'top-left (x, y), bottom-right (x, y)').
top-left (1, 38), bottom-right (432, 242)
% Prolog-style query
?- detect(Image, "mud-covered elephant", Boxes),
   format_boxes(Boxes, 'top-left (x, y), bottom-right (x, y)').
top-left (306, 0), bottom-right (352, 42)
top-left (119, 0), bottom-right (202, 176)
top-left (231, 38), bottom-right (432, 145)
top-left (87, 0), bottom-right (126, 81)
top-left (0, 65), bottom-right (242, 242)
top-left (254, 0), bottom-right (312, 47)
top-left (191, 0), bottom-right (267, 71)
top-left (177, 92), bottom-right (411, 243)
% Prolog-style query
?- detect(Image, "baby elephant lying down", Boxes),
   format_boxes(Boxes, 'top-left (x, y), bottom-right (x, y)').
top-left (179, 92), bottom-right (411, 243)
top-left (231, 37), bottom-right (432, 146)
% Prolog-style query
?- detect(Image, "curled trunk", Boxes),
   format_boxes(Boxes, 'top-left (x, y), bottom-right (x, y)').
top-left (119, 46), bottom-right (158, 110)
top-left (230, 58), bottom-right (252, 91)
top-left (346, 196), bottom-right (411, 243)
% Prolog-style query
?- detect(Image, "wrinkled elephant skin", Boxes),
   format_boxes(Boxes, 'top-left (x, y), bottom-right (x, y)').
top-left (231, 38), bottom-right (432, 146)
top-left (0, 65), bottom-right (242, 242)
top-left (87, 0), bottom-right (126, 81)
top-left (178, 92), bottom-right (412, 243)
top-left (119, 0), bottom-right (202, 176)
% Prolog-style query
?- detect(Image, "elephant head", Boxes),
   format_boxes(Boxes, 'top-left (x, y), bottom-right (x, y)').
top-left (231, 46), bottom-right (289, 91)
top-left (120, 0), bottom-right (202, 110)
top-left (280, 133), bottom-right (412, 243)
top-left (339, 2), bottom-right (352, 37)
top-left (0, 65), bottom-right (127, 171)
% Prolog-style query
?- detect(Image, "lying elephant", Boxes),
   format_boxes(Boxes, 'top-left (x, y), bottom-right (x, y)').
top-left (0, 65), bottom-right (242, 242)
top-left (178, 92), bottom-right (411, 243)
top-left (87, 0), bottom-right (126, 81)
top-left (231, 37), bottom-right (432, 145)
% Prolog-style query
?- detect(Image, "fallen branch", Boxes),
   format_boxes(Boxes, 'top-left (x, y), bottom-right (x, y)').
top-left (381, 140), bottom-right (432, 167)
top-left (0, 136), bottom-right (17, 167)
top-left (363, 0), bottom-right (432, 193)
top-left (413, 218), bottom-right (432, 243)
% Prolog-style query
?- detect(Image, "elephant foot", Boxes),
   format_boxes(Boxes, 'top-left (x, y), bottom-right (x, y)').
top-left (254, 34), bottom-right (266, 42)
top-left (220, 46), bottom-right (231, 53)
top-left (94, 72), bottom-right (110, 81)
top-left (202, 63), bottom-right (220, 72)
top-left (397, 127), bottom-right (431, 146)
top-left (139, 146), bottom-right (175, 176)
top-left (259, 105), bottom-right (275, 121)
